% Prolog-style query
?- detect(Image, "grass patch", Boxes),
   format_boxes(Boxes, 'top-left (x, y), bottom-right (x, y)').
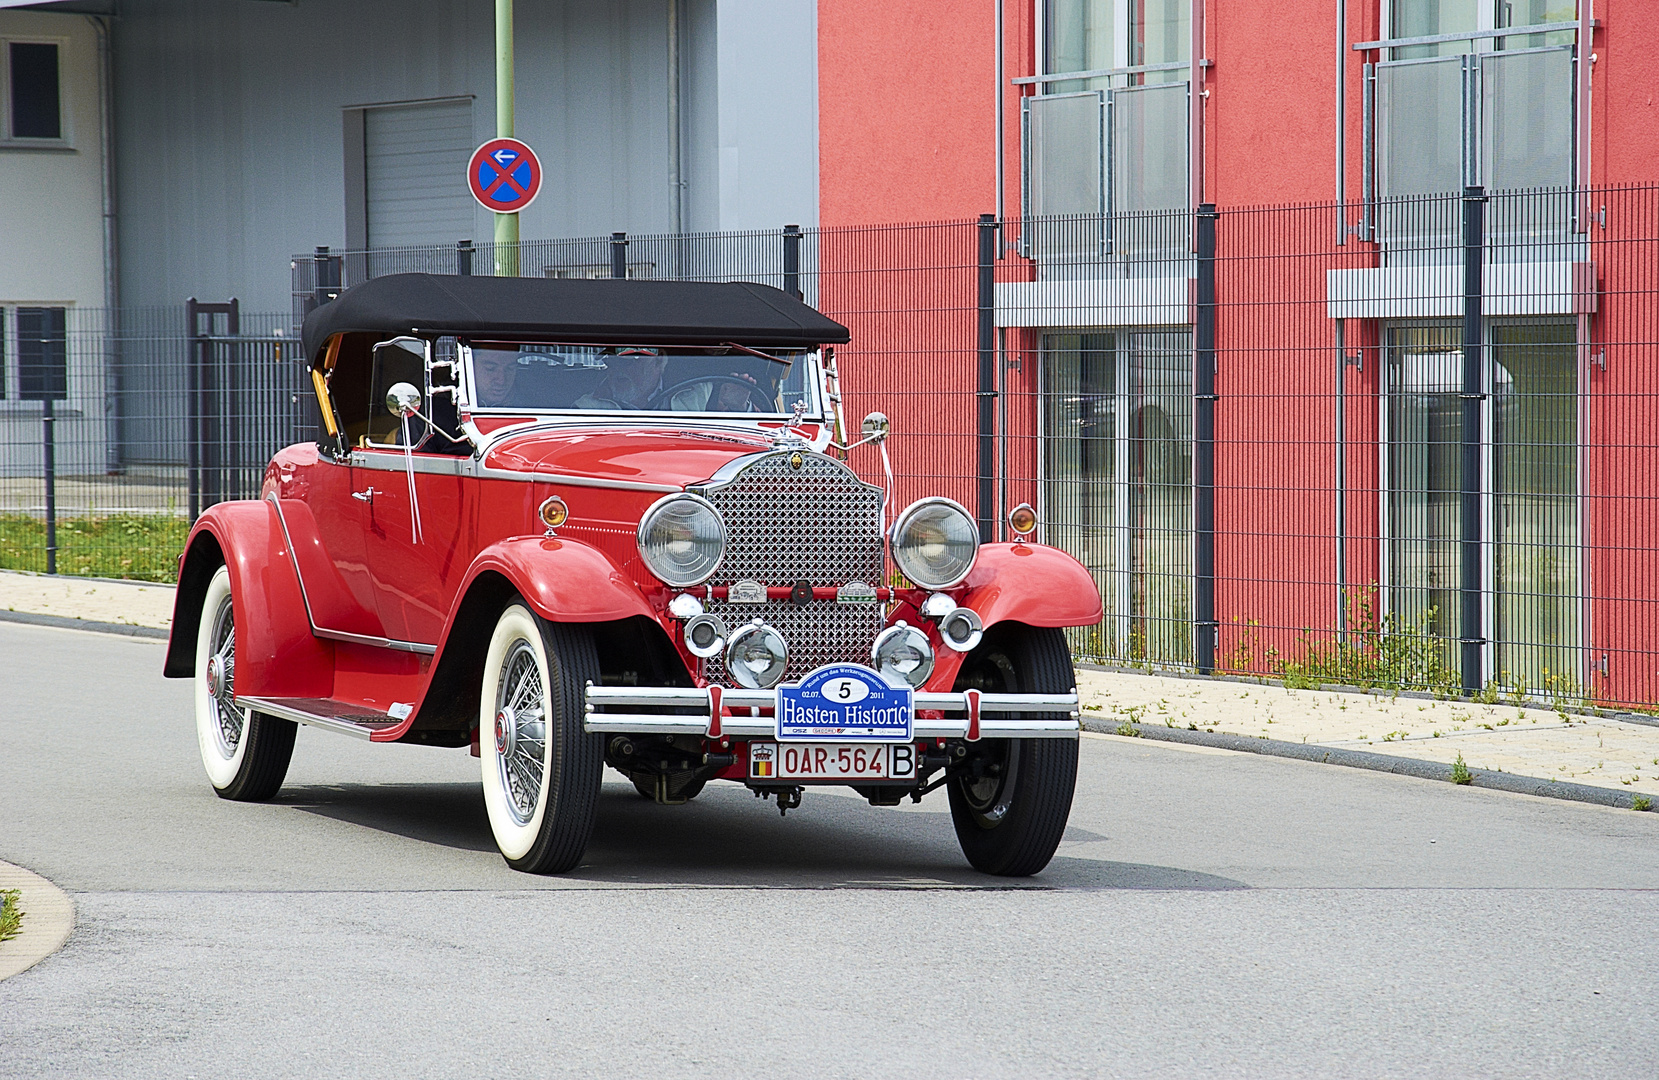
top-left (0, 889), bottom-right (21, 943)
top-left (0, 513), bottom-right (188, 583)
top-left (1450, 753), bottom-right (1473, 785)
top-left (1633, 794), bottom-right (1653, 813)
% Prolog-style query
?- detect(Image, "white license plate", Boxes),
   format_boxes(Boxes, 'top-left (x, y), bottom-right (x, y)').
top-left (749, 742), bottom-right (917, 781)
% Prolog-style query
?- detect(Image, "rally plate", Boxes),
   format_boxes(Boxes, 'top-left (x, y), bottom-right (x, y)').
top-left (775, 663), bottom-right (913, 742)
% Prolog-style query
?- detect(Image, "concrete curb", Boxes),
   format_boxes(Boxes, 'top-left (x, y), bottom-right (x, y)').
top-left (1082, 717), bottom-right (1657, 812)
top-left (0, 609), bottom-right (169, 640)
top-left (0, 861), bottom-right (75, 983)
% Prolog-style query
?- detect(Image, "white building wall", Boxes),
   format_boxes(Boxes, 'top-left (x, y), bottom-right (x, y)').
top-left (0, 9), bottom-right (109, 479)
top-left (0, 10), bottom-right (105, 309)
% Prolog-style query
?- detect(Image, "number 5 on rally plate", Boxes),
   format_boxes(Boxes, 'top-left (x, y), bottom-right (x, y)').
top-left (774, 664), bottom-right (913, 742)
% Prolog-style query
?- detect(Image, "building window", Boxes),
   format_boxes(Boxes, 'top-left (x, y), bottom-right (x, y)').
top-left (6, 41), bottom-right (62, 141)
top-left (1382, 318), bottom-right (1578, 691)
top-left (1041, 328), bottom-right (1193, 664)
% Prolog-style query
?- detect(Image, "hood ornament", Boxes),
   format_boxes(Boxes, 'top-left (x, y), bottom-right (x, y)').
top-left (770, 398), bottom-right (811, 448)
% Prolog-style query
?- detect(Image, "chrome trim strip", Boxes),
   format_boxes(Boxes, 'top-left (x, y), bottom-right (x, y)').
top-left (350, 450), bottom-right (474, 476)
top-left (473, 466), bottom-right (682, 493)
top-left (236, 696), bottom-right (383, 739)
top-left (265, 494), bottom-right (439, 656)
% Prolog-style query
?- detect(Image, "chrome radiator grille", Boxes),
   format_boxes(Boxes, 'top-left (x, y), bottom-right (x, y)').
top-left (697, 451), bottom-right (884, 587)
top-left (701, 599), bottom-right (884, 684)
top-left (695, 451), bottom-right (886, 683)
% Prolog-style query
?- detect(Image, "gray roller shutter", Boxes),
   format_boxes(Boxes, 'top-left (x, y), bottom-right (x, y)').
top-left (364, 99), bottom-right (475, 248)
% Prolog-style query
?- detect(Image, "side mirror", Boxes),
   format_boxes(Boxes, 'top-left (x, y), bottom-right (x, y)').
top-left (386, 382), bottom-right (422, 418)
top-left (861, 411), bottom-right (890, 443)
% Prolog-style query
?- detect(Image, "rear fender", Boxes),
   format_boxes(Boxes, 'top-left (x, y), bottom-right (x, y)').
top-left (927, 542), bottom-right (1103, 690)
top-left (162, 501), bottom-right (334, 698)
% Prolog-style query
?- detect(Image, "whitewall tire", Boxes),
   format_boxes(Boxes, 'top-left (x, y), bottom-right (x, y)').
top-left (480, 603), bottom-right (603, 873)
top-left (194, 565), bottom-right (296, 801)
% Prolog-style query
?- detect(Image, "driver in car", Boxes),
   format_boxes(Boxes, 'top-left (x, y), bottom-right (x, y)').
top-left (575, 349), bottom-right (778, 412)
top-left (473, 350), bottom-right (529, 407)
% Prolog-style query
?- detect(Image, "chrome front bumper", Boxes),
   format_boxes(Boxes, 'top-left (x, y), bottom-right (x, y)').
top-left (584, 685), bottom-right (1081, 740)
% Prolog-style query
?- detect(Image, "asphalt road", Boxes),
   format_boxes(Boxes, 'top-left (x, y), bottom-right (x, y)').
top-left (1, 621), bottom-right (1655, 1079)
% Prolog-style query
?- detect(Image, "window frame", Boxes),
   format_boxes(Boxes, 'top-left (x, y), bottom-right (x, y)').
top-left (0, 36), bottom-right (69, 148)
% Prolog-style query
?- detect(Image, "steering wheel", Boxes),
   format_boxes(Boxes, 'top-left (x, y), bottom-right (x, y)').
top-left (649, 375), bottom-right (777, 413)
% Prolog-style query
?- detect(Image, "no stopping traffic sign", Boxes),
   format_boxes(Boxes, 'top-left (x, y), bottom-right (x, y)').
top-left (468, 138), bottom-right (542, 213)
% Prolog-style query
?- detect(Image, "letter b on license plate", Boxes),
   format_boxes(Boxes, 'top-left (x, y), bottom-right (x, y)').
top-left (775, 664), bottom-right (913, 742)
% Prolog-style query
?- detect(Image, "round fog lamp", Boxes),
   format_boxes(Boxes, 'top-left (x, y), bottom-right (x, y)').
top-left (684, 613), bottom-right (728, 659)
top-left (636, 493), bottom-right (726, 587)
top-left (938, 607), bottom-right (984, 653)
top-left (1008, 502), bottom-right (1037, 537)
top-left (891, 497), bottom-right (979, 589)
top-left (725, 621), bottom-right (789, 689)
top-left (871, 621), bottom-right (935, 688)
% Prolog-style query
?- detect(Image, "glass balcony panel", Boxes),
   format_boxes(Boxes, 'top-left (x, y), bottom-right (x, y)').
top-left (1025, 92), bottom-right (1106, 259)
top-left (1376, 57), bottom-right (1464, 197)
top-left (1482, 46), bottom-right (1572, 192)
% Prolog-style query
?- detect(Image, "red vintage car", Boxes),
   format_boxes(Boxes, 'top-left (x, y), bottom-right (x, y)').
top-left (164, 274), bottom-right (1103, 876)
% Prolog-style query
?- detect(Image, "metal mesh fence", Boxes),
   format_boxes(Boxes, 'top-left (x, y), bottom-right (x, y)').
top-left (5, 185), bottom-right (1657, 712)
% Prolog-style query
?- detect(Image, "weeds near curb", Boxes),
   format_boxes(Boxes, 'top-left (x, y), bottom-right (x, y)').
top-left (1633, 794), bottom-right (1653, 812)
top-left (1115, 718), bottom-right (1140, 738)
top-left (0, 889), bottom-right (21, 943)
top-left (1450, 753), bottom-right (1473, 785)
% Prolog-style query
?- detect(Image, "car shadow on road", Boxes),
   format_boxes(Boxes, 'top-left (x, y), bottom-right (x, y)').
top-left (281, 781), bottom-right (1246, 891)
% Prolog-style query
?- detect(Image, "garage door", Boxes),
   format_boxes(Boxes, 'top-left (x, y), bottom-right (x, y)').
top-left (364, 99), bottom-right (475, 249)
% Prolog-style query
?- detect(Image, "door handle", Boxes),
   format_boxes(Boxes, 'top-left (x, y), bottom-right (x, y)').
top-left (352, 487), bottom-right (377, 503)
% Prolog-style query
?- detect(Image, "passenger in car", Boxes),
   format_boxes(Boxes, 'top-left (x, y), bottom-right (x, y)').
top-left (574, 348), bottom-right (670, 410)
top-left (473, 349), bottom-right (531, 407)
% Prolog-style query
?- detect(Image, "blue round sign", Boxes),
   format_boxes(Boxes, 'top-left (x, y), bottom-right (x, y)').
top-left (468, 138), bottom-right (542, 213)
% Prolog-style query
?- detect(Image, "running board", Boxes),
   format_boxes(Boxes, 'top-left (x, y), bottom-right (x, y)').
top-left (237, 696), bottom-right (404, 740)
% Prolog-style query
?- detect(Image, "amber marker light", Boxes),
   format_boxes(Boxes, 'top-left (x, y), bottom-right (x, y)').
top-left (1008, 503), bottom-right (1037, 538)
top-left (538, 495), bottom-right (570, 534)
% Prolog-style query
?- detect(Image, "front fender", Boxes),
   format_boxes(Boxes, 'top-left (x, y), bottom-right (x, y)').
top-left (386, 536), bottom-right (660, 739)
top-left (959, 542), bottom-right (1104, 629)
top-left (459, 536), bottom-right (657, 624)
top-left (162, 501), bottom-right (334, 698)
top-left (926, 542), bottom-right (1102, 690)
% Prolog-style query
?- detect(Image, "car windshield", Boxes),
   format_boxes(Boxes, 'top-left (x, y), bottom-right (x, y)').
top-left (466, 342), bottom-right (816, 416)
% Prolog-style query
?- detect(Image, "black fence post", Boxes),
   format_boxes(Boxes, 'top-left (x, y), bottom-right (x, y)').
top-left (42, 396), bottom-right (56, 575)
top-left (1460, 185), bottom-right (1487, 694)
top-left (976, 214), bottom-right (997, 543)
top-left (458, 239), bottom-right (474, 277)
top-left (186, 297), bottom-right (201, 522)
top-left (611, 232), bottom-right (628, 279)
top-left (312, 246), bottom-right (340, 309)
top-left (783, 224), bottom-right (802, 299)
top-left (1194, 204), bottom-right (1219, 675)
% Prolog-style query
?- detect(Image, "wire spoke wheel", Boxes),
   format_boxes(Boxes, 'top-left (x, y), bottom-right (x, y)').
top-left (495, 641), bottom-right (547, 825)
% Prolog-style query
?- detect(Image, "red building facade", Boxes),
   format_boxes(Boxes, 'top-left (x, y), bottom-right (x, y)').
top-left (814, 1), bottom-right (1658, 706)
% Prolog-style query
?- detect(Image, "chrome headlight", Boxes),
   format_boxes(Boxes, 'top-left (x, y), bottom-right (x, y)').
top-left (871, 621), bottom-right (935, 688)
top-left (726, 621), bottom-right (789, 689)
top-left (636, 493), bottom-right (725, 587)
top-left (890, 497), bottom-right (978, 589)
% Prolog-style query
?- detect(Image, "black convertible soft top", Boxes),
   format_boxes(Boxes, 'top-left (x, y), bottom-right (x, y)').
top-left (302, 273), bottom-right (850, 363)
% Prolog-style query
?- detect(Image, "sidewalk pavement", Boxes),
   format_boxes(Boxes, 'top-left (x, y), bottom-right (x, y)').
top-left (3, 568), bottom-right (1655, 804)
top-left (0, 570), bottom-right (174, 631)
top-left (1077, 666), bottom-right (1659, 801)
